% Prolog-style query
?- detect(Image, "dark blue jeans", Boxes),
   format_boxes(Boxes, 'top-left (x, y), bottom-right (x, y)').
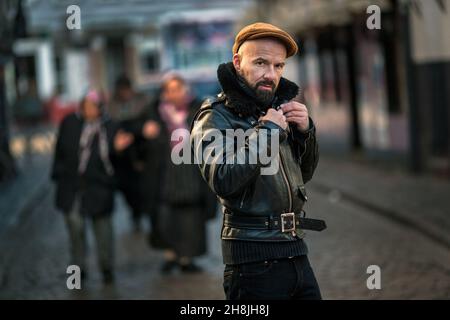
top-left (223, 255), bottom-right (322, 300)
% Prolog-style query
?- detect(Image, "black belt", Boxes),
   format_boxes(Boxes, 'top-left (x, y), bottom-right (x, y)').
top-left (223, 211), bottom-right (326, 232)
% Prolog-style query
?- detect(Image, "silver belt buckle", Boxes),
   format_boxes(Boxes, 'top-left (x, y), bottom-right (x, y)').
top-left (281, 212), bottom-right (296, 233)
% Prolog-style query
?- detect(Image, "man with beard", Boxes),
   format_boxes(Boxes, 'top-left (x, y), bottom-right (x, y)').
top-left (191, 23), bottom-right (325, 299)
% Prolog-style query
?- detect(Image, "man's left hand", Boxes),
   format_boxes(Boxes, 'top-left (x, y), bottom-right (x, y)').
top-left (280, 101), bottom-right (310, 132)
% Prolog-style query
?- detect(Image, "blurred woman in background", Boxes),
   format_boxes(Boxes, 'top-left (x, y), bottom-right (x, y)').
top-left (142, 74), bottom-right (217, 274)
top-left (51, 89), bottom-right (133, 284)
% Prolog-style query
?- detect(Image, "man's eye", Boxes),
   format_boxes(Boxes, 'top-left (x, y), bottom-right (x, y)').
top-left (256, 61), bottom-right (264, 66)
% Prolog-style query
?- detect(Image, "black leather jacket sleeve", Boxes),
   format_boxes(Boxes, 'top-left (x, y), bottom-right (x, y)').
top-left (292, 117), bottom-right (319, 183)
top-left (191, 107), bottom-right (288, 199)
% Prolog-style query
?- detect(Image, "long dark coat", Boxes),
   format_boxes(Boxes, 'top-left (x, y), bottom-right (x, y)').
top-left (139, 97), bottom-right (217, 257)
top-left (50, 113), bottom-right (119, 217)
top-left (107, 95), bottom-right (150, 214)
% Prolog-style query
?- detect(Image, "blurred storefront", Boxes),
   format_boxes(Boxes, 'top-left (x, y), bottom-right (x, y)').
top-left (11, 0), bottom-right (252, 122)
top-left (159, 10), bottom-right (236, 97)
top-left (1, 0), bottom-right (253, 182)
top-left (2, 0), bottom-right (449, 177)
top-left (408, 0), bottom-right (450, 174)
top-left (241, 0), bottom-right (450, 175)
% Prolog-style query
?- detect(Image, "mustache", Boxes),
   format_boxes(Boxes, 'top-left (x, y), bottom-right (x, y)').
top-left (255, 81), bottom-right (276, 90)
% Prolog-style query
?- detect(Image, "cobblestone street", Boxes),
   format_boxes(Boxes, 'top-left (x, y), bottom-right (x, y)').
top-left (307, 188), bottom-right (450, 299)
top-left (1, 155), bottom-right (449, 299)
top-left (0, 190), bottom-right (224, 299)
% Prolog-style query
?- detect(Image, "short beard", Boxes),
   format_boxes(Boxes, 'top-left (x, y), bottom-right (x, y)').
top-left (254, 86), bottom-right (275, 106)
top-left (236, 73), bottom-right (276, 106)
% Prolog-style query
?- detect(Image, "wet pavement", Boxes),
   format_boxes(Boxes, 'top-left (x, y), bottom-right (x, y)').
top-left (0, 190), bottom-right (224, 299)
top-left (0, 148), bottom-right (449, 299)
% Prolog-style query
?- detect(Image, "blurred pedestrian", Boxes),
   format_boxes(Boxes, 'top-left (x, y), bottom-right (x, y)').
top-left (51, 89), bottom-right (133, 285)
top-left (143, 74), bottom-right (217, 274)
top-left (107, 75), bottom-right (150, 232)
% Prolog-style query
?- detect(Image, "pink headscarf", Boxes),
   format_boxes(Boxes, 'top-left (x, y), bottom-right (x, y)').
top-left (85, 89), bottom-right (103, 105)
top-left (78, 89), bottom-right (113, 176)
top-left (79, 89), bottom-right (107, 115)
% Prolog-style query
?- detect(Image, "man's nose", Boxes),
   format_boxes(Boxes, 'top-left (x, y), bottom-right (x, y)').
top-left (263, 65), bottom-right (277, 82)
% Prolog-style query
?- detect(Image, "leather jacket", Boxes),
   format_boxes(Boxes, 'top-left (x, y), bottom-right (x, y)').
top-left (190, 62), bottom-right (319, 242)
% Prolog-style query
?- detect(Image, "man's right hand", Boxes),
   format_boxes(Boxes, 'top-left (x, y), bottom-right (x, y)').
top-left (259, 108), bottom-right (288, 130)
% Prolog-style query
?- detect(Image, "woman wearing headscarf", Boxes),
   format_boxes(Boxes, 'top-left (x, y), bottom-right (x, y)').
top-left (51, 89), bottom-right (133, 284)
top-left (140, 74), bottom-right (217, 274)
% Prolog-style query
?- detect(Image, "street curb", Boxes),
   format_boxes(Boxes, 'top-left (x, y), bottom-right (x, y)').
top-left (309, 181), bottom-right (450, 251)
top-left (0, 177), bottom-right (51, 240)
top-left (0, 179), bottom-right (52, 289)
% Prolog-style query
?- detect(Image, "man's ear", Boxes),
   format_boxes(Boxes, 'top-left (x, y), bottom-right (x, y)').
top-left (232, 53), bottom-right (241, 72)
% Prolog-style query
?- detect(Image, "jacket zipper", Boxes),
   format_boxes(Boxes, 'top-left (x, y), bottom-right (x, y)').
top-left (239, 187), bottom-right (248, 209)
top-left (279, 150), bottom-right (292, 213)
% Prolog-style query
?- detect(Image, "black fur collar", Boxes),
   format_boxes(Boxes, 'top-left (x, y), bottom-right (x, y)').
top-left (216, 62), bottom-right (299, 118)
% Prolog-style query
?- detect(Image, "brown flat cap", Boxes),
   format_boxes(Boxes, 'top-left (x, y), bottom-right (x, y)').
top-left (233, 22), bottom-right (298, 57)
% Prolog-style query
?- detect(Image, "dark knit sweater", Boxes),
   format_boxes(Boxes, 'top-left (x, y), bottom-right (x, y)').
top-left (222, 238), bottom-right (308, 265)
